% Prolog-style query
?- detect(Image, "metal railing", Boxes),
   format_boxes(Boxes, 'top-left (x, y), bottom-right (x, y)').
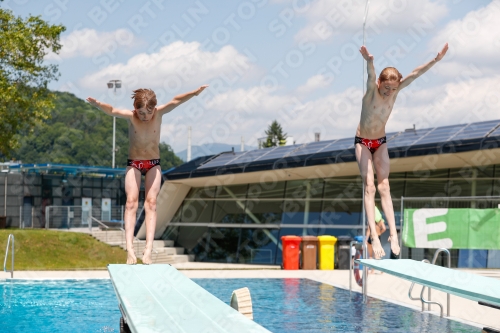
top-left (349, 240), bottom-right (369, 299)
top-left (408, 258), bottom-right (444, 316)
top-left (428, 248), bottom-right (451, 316)
top-left (90, 216), bottom-right (126, 246)
top-left (408, 259), bottom-right (430, 312)
top-left (3, 234), bottom-right (14, 278)
top-left (407, 248), bottom-right (451, 317)
top-left (45, 205), bottom-right (124, 230)
top-left (89, 216), bottom-right (148, 262)
top-left (349, 240), bottom-right (356, 294)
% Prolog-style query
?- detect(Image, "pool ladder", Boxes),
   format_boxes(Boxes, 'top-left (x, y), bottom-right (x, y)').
top-left (3, 234), bottom-right (14, 278)
top-left (408, 248), bottom-right (451, 317)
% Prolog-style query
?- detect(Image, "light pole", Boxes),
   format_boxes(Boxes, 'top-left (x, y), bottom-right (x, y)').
top-left (107, 80), bottom-right (121, 168)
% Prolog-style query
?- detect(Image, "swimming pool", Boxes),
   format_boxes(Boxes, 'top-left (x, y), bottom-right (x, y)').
top-left (0, 278), bottom-right (479, 332)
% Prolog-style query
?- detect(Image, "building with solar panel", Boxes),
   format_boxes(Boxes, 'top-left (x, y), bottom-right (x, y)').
top-left (150, 119), bottom-right (500, 269)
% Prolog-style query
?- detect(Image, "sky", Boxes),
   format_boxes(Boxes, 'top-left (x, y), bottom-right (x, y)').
top-left (5, 0), bottom-right (500, 154)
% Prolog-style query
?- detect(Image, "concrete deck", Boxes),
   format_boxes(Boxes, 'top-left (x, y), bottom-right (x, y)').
top-left (1, 264), bottom-right (499, 330)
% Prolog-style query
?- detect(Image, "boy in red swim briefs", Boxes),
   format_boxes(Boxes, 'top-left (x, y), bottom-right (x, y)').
top-left (87, 85), bottom-right (208, 264)
top-left (356, 43), bottom-right (448, 259)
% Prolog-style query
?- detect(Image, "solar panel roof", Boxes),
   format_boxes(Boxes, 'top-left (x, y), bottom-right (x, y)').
top-left (450, 120), bottom-right (499, 140)
top-left (198, 151), bottom-right (243, 169)
top-left (386, 127), bottom-right (434, 148)
top-left (169, 119), bottom-right (500, 179)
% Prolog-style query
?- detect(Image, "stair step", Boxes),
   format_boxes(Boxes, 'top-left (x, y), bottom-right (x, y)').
top-left (92, 231), bottom-right (123, 236)
top-left (171, 254), bottom-right (195, 263)
top-left (91, 232), bottom-right (189, 263)
top-left (152, 256), bottom-right (175, 264)
top-left (93, 236), bottom-right (125, 241)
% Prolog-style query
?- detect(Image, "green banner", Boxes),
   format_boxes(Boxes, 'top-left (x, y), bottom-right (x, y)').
top-left (403, 208), bottom-right (500, 249)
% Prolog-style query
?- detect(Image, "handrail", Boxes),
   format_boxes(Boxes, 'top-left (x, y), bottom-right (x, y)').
top-left (429, 248), bottom-right (451, 316)
top-left (411, 259), bottom-right (444, 317)
top-left (349, 240), bottom-right (357, 294)
top-left (408, 259), bottom-right (430, 311)
top-left (420, 280), bottom-right (443, 317)
top-left (3, 234), bottom-right (14, 278)
top-left (407, 249), bottom-right (450, 317)
top-left (362, 242), bottom-right (368, 302)
top-left (91, 216), bottom-right (113, 244)
top-left (90, 216), bottom-right (158, 257)
top-left (91, 215), bottom-right (110, 230)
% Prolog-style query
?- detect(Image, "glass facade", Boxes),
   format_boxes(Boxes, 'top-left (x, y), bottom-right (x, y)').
top-left (162, 165), bottom-right (500, 267)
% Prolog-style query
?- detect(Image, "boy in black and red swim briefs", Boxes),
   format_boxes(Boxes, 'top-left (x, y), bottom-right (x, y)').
top-left (87, 85), bottom-right (208, 264)
top-left (355, 43), bottom-right (448, 259)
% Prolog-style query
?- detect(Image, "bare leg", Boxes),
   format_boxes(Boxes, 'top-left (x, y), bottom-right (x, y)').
top-left (142, 166), bottom-right (162, 265)
top-left (124, 167), bottom-right (141, 264)
top-left (355, 144), bottom-right (385, 259)
top-left (373, 144), bottom-right (400, 256)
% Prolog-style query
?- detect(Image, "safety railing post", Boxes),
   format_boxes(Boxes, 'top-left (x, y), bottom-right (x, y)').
top-left (3, 234), bottom-right (14, 279)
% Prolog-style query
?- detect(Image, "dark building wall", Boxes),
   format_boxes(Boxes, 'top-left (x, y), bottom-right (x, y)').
top-left (0, 173), bottom-right (128, 228)
top-left (162, 165), bottom-right (500, 268)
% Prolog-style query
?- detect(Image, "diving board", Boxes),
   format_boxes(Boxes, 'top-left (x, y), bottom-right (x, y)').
top-left (355, 259), bottom-right (500, 307)
top-left (108, 264), bottom-right (271, 333)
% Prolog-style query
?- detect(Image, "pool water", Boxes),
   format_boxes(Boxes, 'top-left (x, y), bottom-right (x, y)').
top-left (197, 279), bottom-right (479, 333)
top-left (0, 280), bottom-right (118, 333)
top-left (0, 278), bottom-right (479, 333)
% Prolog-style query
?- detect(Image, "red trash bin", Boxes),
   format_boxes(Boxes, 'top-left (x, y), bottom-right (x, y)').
top-left (281, 236), bottom-right (302, 270)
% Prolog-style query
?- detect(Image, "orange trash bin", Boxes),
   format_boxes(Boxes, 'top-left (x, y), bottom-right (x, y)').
top-left (281, 236), bottom-right (302, 270)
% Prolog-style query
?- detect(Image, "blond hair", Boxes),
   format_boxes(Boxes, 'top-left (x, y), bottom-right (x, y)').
top-left (131, 89), bottom-right (157, 111)
top-left (379, 67), bottom-right (402, 82)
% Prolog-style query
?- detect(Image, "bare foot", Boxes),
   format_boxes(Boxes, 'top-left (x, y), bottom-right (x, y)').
top-left (370, 236), bottom-right (385, 259)
top-left (126, 248), bottom-right (137, 265)
top-left (388, 234), bottom-right (400, 257)
top-left (142, 247), bottom-right (152, 265)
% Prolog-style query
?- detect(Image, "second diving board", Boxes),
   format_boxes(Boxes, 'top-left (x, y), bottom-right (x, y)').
top-left (108, 264), bottom-right (271, 333)
top-left (356, 259), bottom-right (500, 307)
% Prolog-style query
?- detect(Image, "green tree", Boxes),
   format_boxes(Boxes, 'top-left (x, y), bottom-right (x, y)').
top-left (159, 142), bottom-right (183, 169)
top-left (0, 9), bottom-right (65, 155)
top-left (264, 120), bottom-right (287, 148)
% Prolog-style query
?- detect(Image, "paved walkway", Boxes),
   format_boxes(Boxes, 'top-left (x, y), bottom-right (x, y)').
top-left (1, 265), bottom-right (499, 330)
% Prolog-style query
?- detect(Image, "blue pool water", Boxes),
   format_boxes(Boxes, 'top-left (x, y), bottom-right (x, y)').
top-left (0, 278), bottom-right (479, 333)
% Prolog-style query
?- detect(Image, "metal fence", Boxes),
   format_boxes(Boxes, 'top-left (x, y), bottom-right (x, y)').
top-left (399, 196), bottom-right (500, 267)
top-left (44, 205), bottom-right (124, 229)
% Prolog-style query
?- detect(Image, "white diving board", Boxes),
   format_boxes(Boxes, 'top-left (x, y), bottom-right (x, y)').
top-left (356, 259), bottom-right (500, 307)
top-left (108, 264), bottom-right (271, 333)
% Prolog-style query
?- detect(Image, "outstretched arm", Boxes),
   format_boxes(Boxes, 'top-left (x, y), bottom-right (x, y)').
top-left (86, 97), bottom-right (133, 119)
top-left (157, 85), bottom-right (209, 115)
top-left (360, 46), bottom-right (377, 93)
top-left (399, 43), bottom-right (448, 90)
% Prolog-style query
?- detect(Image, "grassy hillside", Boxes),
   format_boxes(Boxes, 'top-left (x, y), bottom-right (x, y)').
top-left (0, 229), bottom-right (134, 270)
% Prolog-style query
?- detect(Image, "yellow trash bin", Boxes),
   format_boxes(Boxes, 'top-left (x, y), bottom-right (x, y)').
top-left (317, 235), bottom-right (337, 270)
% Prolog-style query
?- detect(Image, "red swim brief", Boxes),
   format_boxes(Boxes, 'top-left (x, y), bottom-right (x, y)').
top-left (354, 136), bottom-right (387, 154)
top-left (127, 159), bottom-right (161, 175)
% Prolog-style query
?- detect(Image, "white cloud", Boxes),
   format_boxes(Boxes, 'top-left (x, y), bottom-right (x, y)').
top-left (389, 75), bottom-right (500, 132)
top-left (291, 0), bottom-right (448, 43)
top-left (162, 71), bottom-right (500, 154)
top-left (160, 83), bottom-right (364, 153)
top-left (295, 74), bottom-right (332, 96)
top-left (47, 28), bottom-right (139, 60)
top-left (428, 1), bottom-right (500, 73)
top-left (79, 41), bottom-right (262, 97)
